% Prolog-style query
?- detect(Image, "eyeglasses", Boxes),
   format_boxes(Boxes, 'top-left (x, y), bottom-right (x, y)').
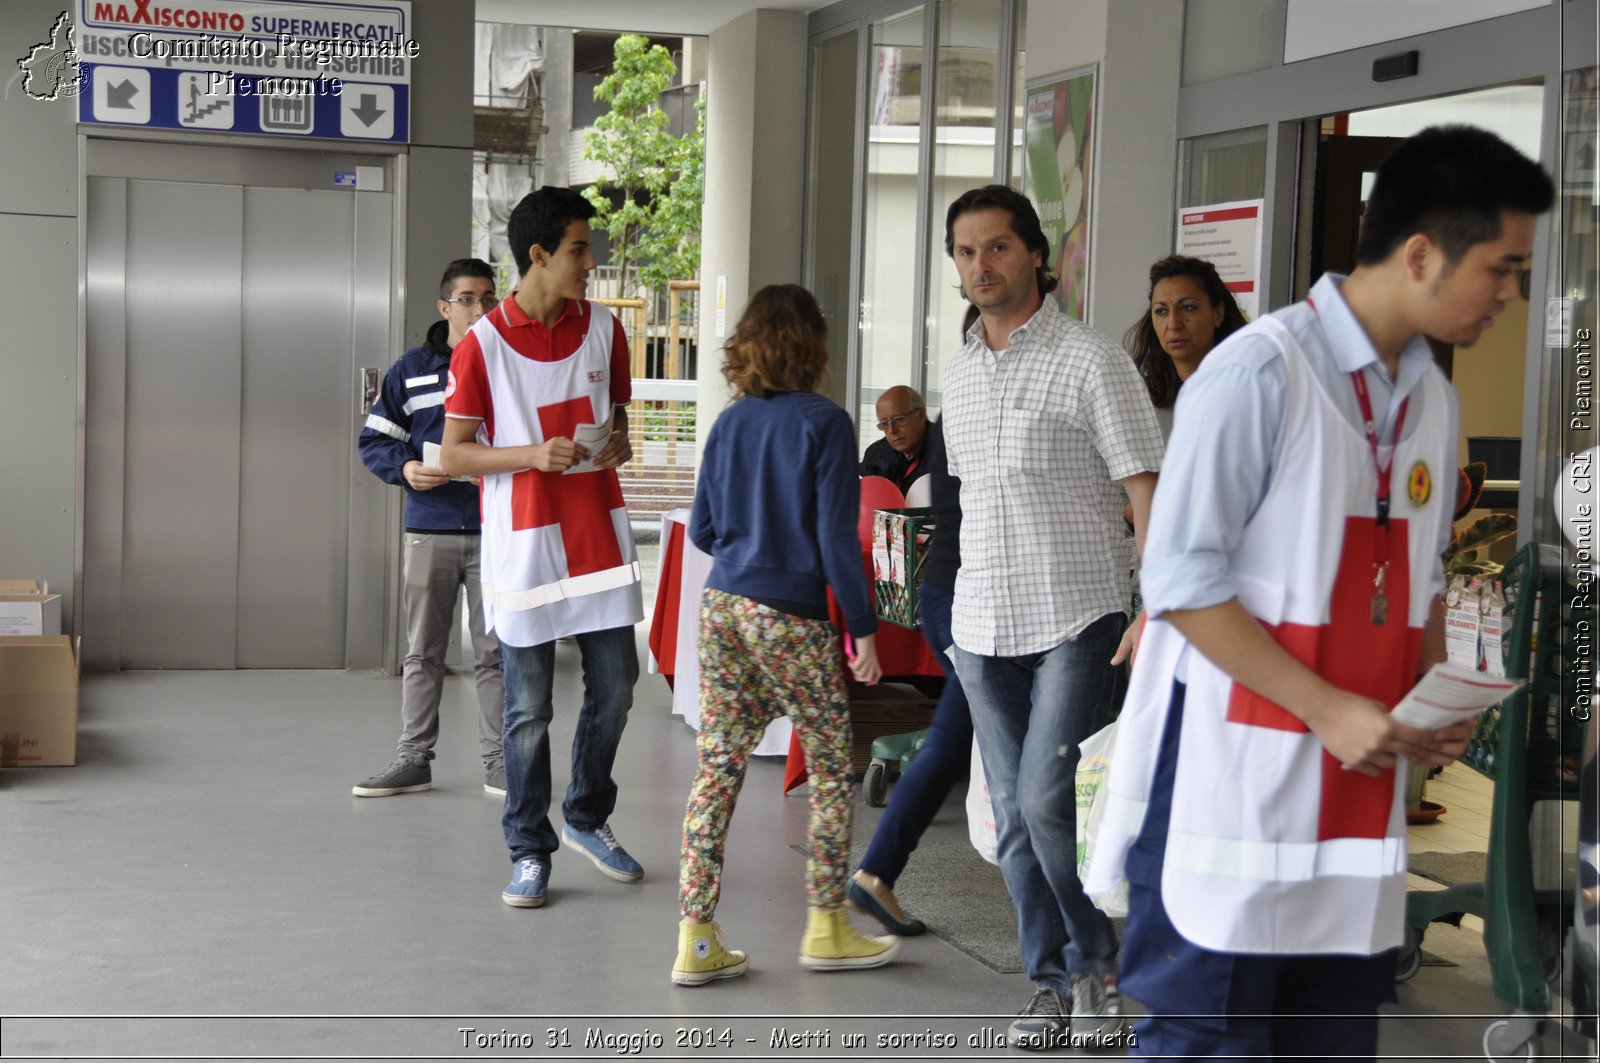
top-left (876, 408), bottom-right (922, 432)
top-left (446, 294), bottom-right (499, 310)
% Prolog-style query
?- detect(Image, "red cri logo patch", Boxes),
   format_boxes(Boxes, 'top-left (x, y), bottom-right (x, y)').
top-left (587, 370), bottom-right (604, 383)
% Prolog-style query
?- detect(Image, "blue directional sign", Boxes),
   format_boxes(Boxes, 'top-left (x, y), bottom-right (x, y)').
top-left (74, 0), bottom-right (413, 143)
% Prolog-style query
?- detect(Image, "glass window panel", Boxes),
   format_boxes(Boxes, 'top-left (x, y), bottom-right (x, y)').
top-left (923, 0), bottom-right (1005, 415)
top-left (1345, 83), bottom-right (1544, 162)
top-left (858, 6), bottom-right (927, 452)
top-left (1178, 125), bottom-right (1268, 207)
top-left (805, 29), bottom-right (862, 407)
top-left (1010, 20), bottom-right (1026, 189)
top-left (1182, 0), bottom-right (1277, 86)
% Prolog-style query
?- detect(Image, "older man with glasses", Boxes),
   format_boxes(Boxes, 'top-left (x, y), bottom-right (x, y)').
top-left (860, 385), bottom-right (930, 494)
top-left (354, 258), bottom-right (507, 800)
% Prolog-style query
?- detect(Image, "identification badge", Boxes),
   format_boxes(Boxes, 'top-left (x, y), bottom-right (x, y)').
top-left (1371, 563), bottom-right (1389, 626)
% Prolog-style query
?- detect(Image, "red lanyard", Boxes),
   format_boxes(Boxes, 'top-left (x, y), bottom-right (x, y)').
top-left (1351, 372), bottom-right (1407, 625)
top-left (1350, 372), bottom-right (1408, 530)
top-left (1309, 296), bottom-right (1409, 625)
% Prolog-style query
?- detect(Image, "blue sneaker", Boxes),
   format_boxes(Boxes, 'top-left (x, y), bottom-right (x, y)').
top-left (502, 858), bottom-right (549, 908)
top-left (561, 823), bottom-right (644, 883)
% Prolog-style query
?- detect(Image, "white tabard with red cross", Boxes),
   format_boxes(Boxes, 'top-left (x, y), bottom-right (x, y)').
top-left (1085, 315), bottom-right (1453, 956)
top-left (472, 301), bottom-right (643, 648)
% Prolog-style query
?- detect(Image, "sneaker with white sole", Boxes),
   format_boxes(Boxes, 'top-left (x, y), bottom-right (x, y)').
top-left (1068, 971), bottom-right (1127, 1045)
top-left (671, 921), bottom-right (749, 986)
top-left (561, 823), bottom-right (644, 882)
top-left (352, 756), bottom-right (431, 797)
top-left (484, 765), bottom-right (506, 797)
top-left (798, 907), bottom-right (900, 971)
top-left (1010, 985), bottom-right (1070, 1051)
top-left (501, 858), bottom-right (549, 908)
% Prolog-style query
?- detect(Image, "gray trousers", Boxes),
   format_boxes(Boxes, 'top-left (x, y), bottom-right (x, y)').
top-left (398, 532), bottom-right (504, 771)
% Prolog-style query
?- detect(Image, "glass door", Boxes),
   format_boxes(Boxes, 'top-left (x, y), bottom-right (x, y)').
top-left (857, 6), bottom-right (928, 451)
top-left (1533, 65), bottom-right (1598, 546)
top-left (922, 0), bottom-right (1010, 415)
top-left (803, 0), bottom-right (1024, 442)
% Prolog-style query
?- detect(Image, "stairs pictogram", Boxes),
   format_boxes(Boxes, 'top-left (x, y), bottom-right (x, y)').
top-left (185, 83), bottom-right (228, 122)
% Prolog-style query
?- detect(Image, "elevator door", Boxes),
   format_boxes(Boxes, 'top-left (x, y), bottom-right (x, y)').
top-left (84, 143), bottom-right (394, 670)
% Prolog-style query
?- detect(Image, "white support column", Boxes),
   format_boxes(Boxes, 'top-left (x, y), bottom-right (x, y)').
top-left (1091, 1), bottom-right (1182, 333)
top-left (1023, 0), bottom-right (1182, 335)
top-left (694, 9), bottom-right (809, 452)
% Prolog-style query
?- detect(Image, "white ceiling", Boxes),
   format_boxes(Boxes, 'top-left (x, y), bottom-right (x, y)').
top-left (475, 0), bottom-right (827, 36)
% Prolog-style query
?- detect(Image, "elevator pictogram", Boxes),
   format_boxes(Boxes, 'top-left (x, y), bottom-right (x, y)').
top-left (260, 92), bottom-right (314, 133)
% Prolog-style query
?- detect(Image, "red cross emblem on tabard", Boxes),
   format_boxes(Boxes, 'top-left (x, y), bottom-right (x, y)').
top-left (1225, 516), bottom-right (1425, 841)
top-left (508, 396), bottom-right (625, 578)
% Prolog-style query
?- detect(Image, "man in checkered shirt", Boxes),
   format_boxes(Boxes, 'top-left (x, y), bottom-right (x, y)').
top-left (941, 185), bottom-right (1162, 1050)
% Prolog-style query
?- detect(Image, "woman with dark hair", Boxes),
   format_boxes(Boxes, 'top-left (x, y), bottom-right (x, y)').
top-left (672, 284), bottom-right (899, 987)
top-left (1115, 256), bottom-right (1248, 660)
top-left (1123, 255), bottom-right (1248, 436)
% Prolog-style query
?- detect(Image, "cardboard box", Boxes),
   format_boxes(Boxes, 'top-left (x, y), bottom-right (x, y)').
top-left (0, 580), bottom-right (46, 594)
top-left (0, 636), bottom-right (79, 766)
top-left (0, 590), bottom-right (62, 636)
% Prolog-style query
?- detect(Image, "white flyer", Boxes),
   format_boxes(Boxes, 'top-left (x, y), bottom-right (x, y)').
top-left (1442, 575), bottom-right (1480, 669)
top-left (562, 417), bottom-right (613, 475)
top-left (421, 441), bottom-right (471, 481)
top-left (872, 511), bottom-right (891, 582)
top-left (1390, 662), bottom-right (1524, 731)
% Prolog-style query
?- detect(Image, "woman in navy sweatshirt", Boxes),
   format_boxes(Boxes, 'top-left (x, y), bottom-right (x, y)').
top-left (671, 284), bottom-right (899, 985)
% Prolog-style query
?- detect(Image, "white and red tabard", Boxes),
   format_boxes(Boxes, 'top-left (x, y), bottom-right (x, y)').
top-left (1086, 315), bottom-right (1453, 956)
top-left (447, 299), bottom-right (642, 647)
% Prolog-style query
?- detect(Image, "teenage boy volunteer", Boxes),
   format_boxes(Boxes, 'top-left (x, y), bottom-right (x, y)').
top-left (1088, 125), bottom-right (1554, 1059)
top-left (442, 187), bottom-right (645, 909)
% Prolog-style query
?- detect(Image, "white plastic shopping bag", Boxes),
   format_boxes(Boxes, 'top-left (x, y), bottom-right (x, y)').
top-left (1075, 720), bottom-right (1128, 917)
top-left (965, 737), bottom-right (999, 865)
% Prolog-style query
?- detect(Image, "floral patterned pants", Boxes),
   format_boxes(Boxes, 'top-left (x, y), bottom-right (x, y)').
top-left (679, 589), bottom-right (854, 920)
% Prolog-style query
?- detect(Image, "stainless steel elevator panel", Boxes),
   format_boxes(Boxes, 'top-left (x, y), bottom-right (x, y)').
top-left (82, 177), bottom-right (130, 670)
top-left (121, 179), bottom-right (246, 669)
top-left (83, 141), bottom-right (397, 670)
top-left (237, 187), bottom-right (358, 668)
top-left (345, 187), bottom-right (399, 673)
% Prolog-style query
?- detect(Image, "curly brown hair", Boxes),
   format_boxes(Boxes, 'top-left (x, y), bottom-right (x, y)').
top-left (721, 284), bottom-right (832, 399)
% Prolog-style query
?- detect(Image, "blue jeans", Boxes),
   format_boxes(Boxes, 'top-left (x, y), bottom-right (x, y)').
top-left (500, 625), bottom-right (639, 864)
top-left (858, 582), bottom-right (972, 885)
top-left (955, 612), bottom-right (1126, 996)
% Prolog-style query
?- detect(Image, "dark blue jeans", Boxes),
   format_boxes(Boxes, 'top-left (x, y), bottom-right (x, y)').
top-left (500, 625), bottom-right (638, 864)
top-left (955, 612), bottom-right (1126, 997)
top-left (858, 582), bottom-right (972, 885)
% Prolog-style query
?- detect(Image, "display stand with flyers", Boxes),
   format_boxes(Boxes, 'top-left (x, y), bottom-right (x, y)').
top-left (1393, 543), bottom-right (1595, 1062)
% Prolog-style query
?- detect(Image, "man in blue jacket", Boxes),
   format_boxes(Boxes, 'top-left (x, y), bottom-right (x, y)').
top-left (354, 259), bottom-right (506, 798)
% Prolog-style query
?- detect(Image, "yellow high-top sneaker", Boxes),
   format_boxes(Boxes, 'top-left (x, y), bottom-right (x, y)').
top-left (799, 906), bottom-right (901, 971)
top-left (671, 921), bottom-right (749, 986)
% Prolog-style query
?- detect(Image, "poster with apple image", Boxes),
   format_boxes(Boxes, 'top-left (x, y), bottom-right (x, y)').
top-left (1024, 67), bottom-right (1096, 321)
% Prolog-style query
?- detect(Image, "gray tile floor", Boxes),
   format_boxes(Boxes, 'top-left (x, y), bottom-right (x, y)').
top-left (3, 608), bottom-right (1594, 1059)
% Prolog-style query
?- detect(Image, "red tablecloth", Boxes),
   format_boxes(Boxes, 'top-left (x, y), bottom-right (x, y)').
top-left (646, 527), bottom-right (942, 792)
top-left (647, 518), bottom-right (687, 690)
